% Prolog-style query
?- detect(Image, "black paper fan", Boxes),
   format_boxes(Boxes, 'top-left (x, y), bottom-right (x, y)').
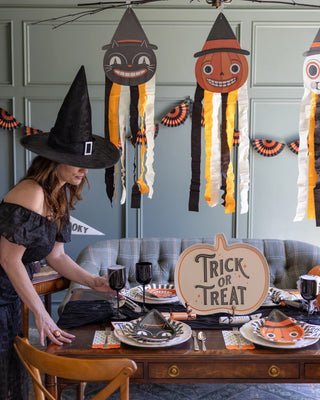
top-left (233, 130), bottom-right (240, 147)
top-left (287, 139), bottom-right (309, 155)
top-left (23, 126), bottom-right (44, 135)
top-left (161, 97), bottom-right (191, 127)
top-left (0, 108), bottom-right (21, 130)
top-left (251, 139), bottom-right (285, 157)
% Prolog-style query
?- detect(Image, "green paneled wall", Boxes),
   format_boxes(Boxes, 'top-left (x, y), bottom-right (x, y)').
top-left (1, 0), bottom-right (320, 318)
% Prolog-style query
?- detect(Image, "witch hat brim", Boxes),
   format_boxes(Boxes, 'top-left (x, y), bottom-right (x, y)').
top-left (21, 66), bottom-right (120, 169)
top-left (21, 132), bottom-right (120, 169)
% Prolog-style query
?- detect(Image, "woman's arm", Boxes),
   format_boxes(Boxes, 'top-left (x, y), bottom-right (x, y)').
top-left (46, 241), bottom-right (112, 293)
top-left (0, 236), bottom-right (74, 346)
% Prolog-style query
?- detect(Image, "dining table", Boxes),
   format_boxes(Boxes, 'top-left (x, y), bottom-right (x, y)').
top-left (45, 288), bottom-right (320, 399)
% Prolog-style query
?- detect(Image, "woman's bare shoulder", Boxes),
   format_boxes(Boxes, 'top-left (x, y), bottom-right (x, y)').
top-left (4, 179), bottom-right (45, 215)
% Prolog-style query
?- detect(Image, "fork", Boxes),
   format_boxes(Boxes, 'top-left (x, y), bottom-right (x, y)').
top-left (192, 331), bottom-right (200, 351)
top-left (232, 327), bottom-right (242, 349)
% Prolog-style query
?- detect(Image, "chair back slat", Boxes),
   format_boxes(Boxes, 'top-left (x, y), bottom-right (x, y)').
top-left (14, 336), bottom-right (137, 400)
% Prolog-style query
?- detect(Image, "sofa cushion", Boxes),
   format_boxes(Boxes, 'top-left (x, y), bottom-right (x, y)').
top-left (58, 237), bottom-right (320, 314)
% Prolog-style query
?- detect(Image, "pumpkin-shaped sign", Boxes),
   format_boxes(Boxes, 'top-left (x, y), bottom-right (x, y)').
top-left (174, 234), bottom-right (270, 315)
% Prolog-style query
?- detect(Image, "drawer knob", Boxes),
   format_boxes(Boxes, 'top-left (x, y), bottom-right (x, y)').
top-left (268, 365), bottom-right (280, 377)
top-left (168, 365), bottom-right (180, 377)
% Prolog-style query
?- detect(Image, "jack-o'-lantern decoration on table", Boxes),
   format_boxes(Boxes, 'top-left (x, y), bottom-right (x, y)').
top-left (295, 28), bottom-right (320, 226)
top-left (189, 13), bottom-right (250, 214)
top-left (103, 7), bottom-right (157, 208)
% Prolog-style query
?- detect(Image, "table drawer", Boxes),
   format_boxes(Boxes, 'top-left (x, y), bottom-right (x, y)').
top-left (133, 363), bottom-right (144, 379)
top-left (305, 364), bottom-right (320, 379)
top-left (149, 362), bottom-right (299, 380)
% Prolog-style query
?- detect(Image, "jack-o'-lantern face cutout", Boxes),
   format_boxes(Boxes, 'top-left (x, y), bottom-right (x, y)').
top-left (103, 41), bottom-right (156, 86)
top-left (195, 51), bottom-right (248, 93)
top-left (303, 55), bottom-right (320, 94)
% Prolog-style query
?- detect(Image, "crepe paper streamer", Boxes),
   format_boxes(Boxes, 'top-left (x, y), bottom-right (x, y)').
top-left (237, 83), bottom-right (250, 214)
top-left (189, 12), bottom-right (250, 214)
top-left (0, 108), bottom-right (21, 130)
top-left (251, 139), bottom-right (285, 157)
top-left (102, 7), bottom-right (157, 207)
top-left (295, 29), bottom-right (320, 225)
top-left (161, 97), bottom-right (192, 127)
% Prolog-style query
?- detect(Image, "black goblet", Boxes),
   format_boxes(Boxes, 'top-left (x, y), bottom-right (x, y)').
top-left (108, 266), bottom-right (126, 320)
top-left (300, 274), bottom-right (320, 322)
top-left (136, 262), bottom-right (152, 313)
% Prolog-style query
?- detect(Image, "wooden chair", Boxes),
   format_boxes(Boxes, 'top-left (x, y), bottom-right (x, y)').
top-left (14, 336), bottom-right (137, 400)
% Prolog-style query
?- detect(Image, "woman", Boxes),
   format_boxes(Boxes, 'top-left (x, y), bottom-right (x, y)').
top-left (0, 66), bottom-right (120, 400)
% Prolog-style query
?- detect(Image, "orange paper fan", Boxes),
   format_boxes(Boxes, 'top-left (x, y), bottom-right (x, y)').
top-left (251, 139), bottom-right (285, 157)
top-left (0, 108), bottom-right (21, 130)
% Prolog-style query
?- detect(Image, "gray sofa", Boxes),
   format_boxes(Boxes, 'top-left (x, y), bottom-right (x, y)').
top-left (59, 237), bottom-right (320, 313)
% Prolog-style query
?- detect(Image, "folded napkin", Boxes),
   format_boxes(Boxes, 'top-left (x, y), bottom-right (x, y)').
top-left (222, 330), bottom-right (255, 350)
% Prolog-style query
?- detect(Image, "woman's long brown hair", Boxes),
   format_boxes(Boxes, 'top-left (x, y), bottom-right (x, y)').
top-left (22, 156), bottom-right (88, 231)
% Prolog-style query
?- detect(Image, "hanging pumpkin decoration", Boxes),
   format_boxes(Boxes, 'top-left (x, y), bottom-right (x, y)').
top-left (295, 28), bottom-right (320, 226)
top-left (189, 13), bottom-right (250, 214)
top-left (102, 6), bottom-right (157, 208)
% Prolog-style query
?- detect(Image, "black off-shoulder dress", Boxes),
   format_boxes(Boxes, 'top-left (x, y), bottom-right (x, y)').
top-left (0, 202), bottom-right (71, 400)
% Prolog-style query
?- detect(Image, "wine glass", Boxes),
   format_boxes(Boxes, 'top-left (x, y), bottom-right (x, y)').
top-left (108, 266), bottom-right (126, 320)
top-left (299, 274), bottom-right (320, 322)
top-left (136, 262), bottom-right (152, 313)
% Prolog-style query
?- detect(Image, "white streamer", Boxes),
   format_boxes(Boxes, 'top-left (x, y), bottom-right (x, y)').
top-left (237, 82), bottom-right (250, 214)
top-left (294, 88), bottom-right (312, 221)
top-left (118, 85), bottom-right (130, 204)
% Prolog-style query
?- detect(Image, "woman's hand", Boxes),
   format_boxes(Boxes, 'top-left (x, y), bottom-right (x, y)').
top-left (89, 275), bottom-right (114, 293)
top-left (34, 310), bottom-right (75, 347)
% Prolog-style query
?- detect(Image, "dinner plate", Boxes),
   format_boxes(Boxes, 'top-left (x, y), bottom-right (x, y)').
top-left (124, 316), bottom-right (184, 343)
top-left (240, 320), bottom-right (319, 349)
top-left (121, 284), bottom-right (179, 304)
top-left (113, 319), bottom-right (192, 348)
top-left (252, 313), bottom-right (306, 344)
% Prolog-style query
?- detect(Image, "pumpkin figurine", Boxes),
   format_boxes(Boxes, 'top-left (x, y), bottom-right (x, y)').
top-left (189, 13), bottom-right (250, 215)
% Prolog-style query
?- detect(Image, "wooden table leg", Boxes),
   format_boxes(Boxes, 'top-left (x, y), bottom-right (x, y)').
top-left (45, 374), bottom-right (57, 398)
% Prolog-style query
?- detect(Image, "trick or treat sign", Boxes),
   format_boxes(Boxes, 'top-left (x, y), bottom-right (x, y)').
top-left (174, 234), bottom-right (270, 315)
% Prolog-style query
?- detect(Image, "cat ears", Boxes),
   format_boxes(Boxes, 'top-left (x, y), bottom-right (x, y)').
top-left (0, 108), bottom-right (43, 135)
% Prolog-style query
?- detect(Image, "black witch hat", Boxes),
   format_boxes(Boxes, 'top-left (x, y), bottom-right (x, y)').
top-left (303, 28), bottom-right (320, 57)
top-left (21, 66), bottom-right (120, 169)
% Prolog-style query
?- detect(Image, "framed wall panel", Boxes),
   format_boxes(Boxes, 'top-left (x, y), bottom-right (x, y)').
top-left (0, 21), bottom-right (13, 85)
top-left (252, 22), bottom-right (320, 87)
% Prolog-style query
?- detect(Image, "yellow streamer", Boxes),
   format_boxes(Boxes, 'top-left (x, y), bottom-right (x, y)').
top-left (224, 90), bottom-right (238, 214)
top-left (137, 83), bottom-right (149, 194)
top-left (108, 83), bottom-right (121, 146)
top-left (307, 92), bottom-right (319, 219)
top-left (204, 91), bottom-right (214, 205)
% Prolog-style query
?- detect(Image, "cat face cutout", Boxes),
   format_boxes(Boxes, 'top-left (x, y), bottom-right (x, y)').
top-left (104, 41), bottom-right (156, 86)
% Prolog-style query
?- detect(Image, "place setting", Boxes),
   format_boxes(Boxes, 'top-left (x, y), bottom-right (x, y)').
top-left (112, 309), bottom-right (192, 348)
top-left (120, 262), bottom-right (179, 308)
